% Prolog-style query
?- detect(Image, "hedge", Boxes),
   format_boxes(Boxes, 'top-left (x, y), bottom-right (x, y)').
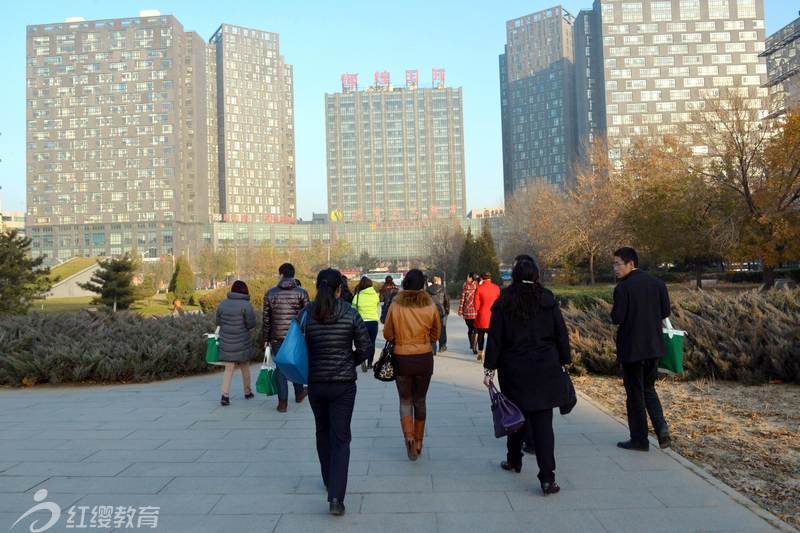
top-left (0, 311), bottom-right (263, 386)
top-left (565, 289), bottom-right (800, 384)
top-left (716, 269), bottom-right (800, 284)
top-left (198, 275), bottom-right (317, 312)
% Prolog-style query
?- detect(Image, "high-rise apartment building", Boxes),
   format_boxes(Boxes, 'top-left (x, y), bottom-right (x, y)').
top-left (209, 24), bottom-right (296, 221)
top-left (25, 13), bottom-right (294, 264)
top-left (499, 6), bottom-right (577, 195)
top-left (762, 16), bottom-right (800, 114)
top-left (325, 75), bottom-right (466, 224)
top-left (576, 0), bottom-right (768, 150)
top-left (503, 1), bottom-right (769, 192)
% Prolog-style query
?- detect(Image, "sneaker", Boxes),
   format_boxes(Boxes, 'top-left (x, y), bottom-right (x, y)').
top-left (361, 362), bottom-right (368, 372)
top-left (439, 346), bottom-right (448, 352)
top-left (658, 429), bottom-right (671, 449)
top-left (244, 392), bottom-right (254, 400)
top-left (220, 395), bottom-right (230, 406)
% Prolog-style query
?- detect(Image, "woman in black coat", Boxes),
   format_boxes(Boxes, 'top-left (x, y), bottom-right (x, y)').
top-left (301, 269), bottom-right (372, 516)
top-left (483, 260), bottom-right (571, 496)
top-left (216, 280), bottom-right (257, 406)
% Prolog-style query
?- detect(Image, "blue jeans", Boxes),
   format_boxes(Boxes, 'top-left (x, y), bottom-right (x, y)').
top-left (364, 321), bottom-right (378, 364)
top-left (271, 340), bottom-right (305, 401)
top-left (432, 316), bottom-right (447, 352)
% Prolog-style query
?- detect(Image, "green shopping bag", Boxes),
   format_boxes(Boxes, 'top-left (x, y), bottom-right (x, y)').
top-left (205, 326), bottom-right (223, 365)
top-left (256, 346), bottom-right (278, 396)
top-left (659, 318), bottom-right (685, 374)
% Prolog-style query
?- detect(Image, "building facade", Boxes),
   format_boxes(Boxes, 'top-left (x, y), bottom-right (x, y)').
top-left (25, 12), bottom-right (294, 265)
top-left (325, 78), bottom-right (466, 225)
top-left (576, 0), bottom-right (768, 152)
top-left (762, 16), bottom-right (800, 114)
top-left (503, 1), bottom-right (769, 190)
top-left (500, 6), bottom-right (578, 194)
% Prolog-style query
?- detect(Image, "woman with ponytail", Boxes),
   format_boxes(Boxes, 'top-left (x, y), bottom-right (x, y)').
top-left (482, 260), bottom-right (571, 496)
top-left (300, 268), bottom-right (372, 516)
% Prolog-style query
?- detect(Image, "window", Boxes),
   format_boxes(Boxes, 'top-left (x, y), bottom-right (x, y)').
top-left (624, 57), bottom-right (645, 67)
top-left (653, 34), bottom-right (673, 44)
top-left (680, 0), bottom-right (700, 20)
top-left (727, 65), bottom-right (747, 75)
top-left (698, 66), bottom-right (719, 76)
top-left (610, 69), bottom-right (632, 79)
top-left (656, 102), bottom-right (676, 112)
top-left (709, 33), bottom-right (730, 42)
top-left (608, 25), bottom-right (630, 35)
top-left (639, 46), bottom-right (660, 55)
top-left (698, 44), bottom-right (719, 53)
top-left (667, 45), bottom-right (689, 55)
top-left (650, 1), bottom-right (672, 21)
top-left (623, 35), bottom-right (645, 45)
top-left (738, 0), bottom-right (756, 18)
top-left (654, 79), bottom-right (675, 88)
top-left (626, 80), bottom-right (647, 89)
top-left (640, 68), bottom-right (661, 77)
top-left (739, 31), bottom-right (757, 41)
top-left (602, 4), bottom-right (614, 24)
top-left (723, 20), bottom-right (744, 30)
top-left (725, 42), bottom-right (747, 52)
top-left (627, 103), bottom-right (648, 113)
top-left (666, 23), bottom-right (687, 32)
top-left (611, 92), bottom-right (633, 102)
top-left (708, 0), bottom-right (729, 19)
top-left (654, 56), bottom-right (674, 66)
top-left (711, 54), bottom-right (732, 64)
top-left (637, 24), bottom-right (658, 33)
top-left (668, 67), bottom-right (690, 76)
top-left (684, 77), bottom-right (705, 87)
top-left (621, 3), bottom-right (643, 23)
top-left (695, 22), bottom-right (716, 31)
top-left (610, 47), bottom-right (632, 56)
top-left (683, 33), bottom-right (702, 43)
top-left (740, 54), bottom-right (757, 63)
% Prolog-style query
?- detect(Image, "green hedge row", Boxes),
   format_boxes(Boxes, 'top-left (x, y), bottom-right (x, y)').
top-left (198, 276), bottom-right (318, 312)
top-left (0, 310), bottom-right (266, 386)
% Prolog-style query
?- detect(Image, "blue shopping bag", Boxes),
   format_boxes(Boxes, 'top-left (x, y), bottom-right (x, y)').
top-left (274, 310), bottom-right (309, 384)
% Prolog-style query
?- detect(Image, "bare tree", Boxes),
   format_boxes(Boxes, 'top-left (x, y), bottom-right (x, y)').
top-left (425, 219), bottom-right (465, 285)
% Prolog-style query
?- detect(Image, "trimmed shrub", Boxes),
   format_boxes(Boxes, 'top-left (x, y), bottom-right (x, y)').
top-left (551, 285), bottom-right (614, 311)
top-left (0, 310), bottom-right (265, 386)
top-left (563, 289), bottom-right (800, 384)
top-left (716, 269), bottom-right (800, 284)
top-left (653, 272), bottom-right (694, 283)
top-left (198, 275), bottom-right (317, 312)
top-left (169, 256), bottom-right (194, 303)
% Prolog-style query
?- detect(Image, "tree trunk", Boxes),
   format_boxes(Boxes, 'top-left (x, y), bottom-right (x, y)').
top-left (113, 295), bottom-right (117, 313)
top-left (695, 262), bottom-right (703, 290)
top-left (589, 254), bottom-right (595, 286)
top-left (763, 265), bottom-right (775, 290)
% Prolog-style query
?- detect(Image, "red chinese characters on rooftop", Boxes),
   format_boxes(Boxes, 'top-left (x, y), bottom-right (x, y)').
top-left (374, 70), bottom-right (390, 85)
top-left (432, 69), bottom-right (445, 84)
top-left (341, 73), bottom-right (358, 89)
top-left (405, 70), bottom-right (418, 84)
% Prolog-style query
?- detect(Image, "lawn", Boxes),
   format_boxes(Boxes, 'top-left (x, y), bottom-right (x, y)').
top-left (31, 291), bottom-right (213, 315)
top-left (46, 257), bottom-right (98, 283)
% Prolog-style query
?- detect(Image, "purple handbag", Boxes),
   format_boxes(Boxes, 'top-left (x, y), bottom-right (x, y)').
top-left (489, 381), bottom-right (526, 438)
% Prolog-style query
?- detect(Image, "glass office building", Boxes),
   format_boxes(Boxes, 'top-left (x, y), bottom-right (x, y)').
top-left (761, 16), bottom-right (800, 114)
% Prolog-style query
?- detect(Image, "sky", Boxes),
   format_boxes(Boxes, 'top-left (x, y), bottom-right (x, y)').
top-left (0, 0), bottom-right (796, 220)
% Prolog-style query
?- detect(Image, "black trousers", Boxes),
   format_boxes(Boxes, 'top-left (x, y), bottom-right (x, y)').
top-left (622, 358), bottom-right (668, 446)
top-left (507, 408), bottom-right (555, 483)
top-left (308, 382), bottom-right (357, 502)
top-left (464, 318), bottom-right (476, 336)
top-left (476, 328), bottom-right (488, 350)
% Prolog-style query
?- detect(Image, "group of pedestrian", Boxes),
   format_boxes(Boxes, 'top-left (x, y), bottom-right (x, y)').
top-left (213, 245), bottom-right (672, 514)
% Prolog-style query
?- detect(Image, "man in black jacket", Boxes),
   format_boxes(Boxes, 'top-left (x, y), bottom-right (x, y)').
top-left (611, 247), bottom-right (671, 451)
top-left (264, 263), bottom-right (310, 412)
top-left (426, 275), bottom-right (450, 353)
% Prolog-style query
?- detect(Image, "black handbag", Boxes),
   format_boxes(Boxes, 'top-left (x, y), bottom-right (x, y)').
top-left (560, 366), bottom-right (577, 415)
top-left (373, 340), bottom-right (396, 382)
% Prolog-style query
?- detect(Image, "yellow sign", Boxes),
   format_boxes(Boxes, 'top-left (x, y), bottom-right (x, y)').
top-left (330, 209), bottom-right (343, 222)
top-left (369, 223), bottom-right (375, 230)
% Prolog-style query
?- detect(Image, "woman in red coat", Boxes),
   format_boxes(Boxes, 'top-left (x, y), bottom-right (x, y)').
top-left (457, 272), bottom-right (479, 355)
top-left (473, 271), bottom-right (500, 362)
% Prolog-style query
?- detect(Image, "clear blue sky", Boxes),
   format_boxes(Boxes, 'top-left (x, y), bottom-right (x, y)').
top-left (0, 1), bottom-right (796, 219)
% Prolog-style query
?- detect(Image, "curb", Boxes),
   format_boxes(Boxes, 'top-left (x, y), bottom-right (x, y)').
top-left (575, 390), bottom-right (798, 533)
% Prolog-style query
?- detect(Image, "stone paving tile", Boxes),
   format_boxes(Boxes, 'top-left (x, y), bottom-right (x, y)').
top-left (361, 492), bottom-right (513, 514)
top-left (1, 450), bottom-right (95, 463)
top-left (54, 439), bottom-right (167, 451)
top-left (81, 450), bottom-right (206, 464)
top-left (591, 507), bottom-right (777, 532)
top-left (116, 462), bottom-right (249, 478)
top-left (0, 477), bottom-right (52, 493)
top-left (75, 493), bottom-right (223, 515)
top-left (26, 476), bottom-right (174, 494)
top-left (646, 486), bottom-right (747, 508)
top-left (295, 475), bottom-right (433, 494)
top-left (210, 493), bottom-right (361, 515)
top-left (435, 510), bottom-right (609, 533)
top-left (3, 462), bottom-right (132, 478)
top-left (157, 438), bottom-right (270, 451)
top-left (161, 475), bottom-right (302, 495)
top-left (365, 459), bottom-right (497, 476)
top-left (241, 461), bottom-right (370, 478)
top-left (122, 514), bottom-right (279, 533)
top-left (274, 513), bottom-right (438, 533)
top-left (506, 487), bottom-right (666, 511)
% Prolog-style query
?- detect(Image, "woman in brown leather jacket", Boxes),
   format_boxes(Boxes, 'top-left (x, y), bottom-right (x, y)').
top-left (383, 269), bottom-right (441, 460)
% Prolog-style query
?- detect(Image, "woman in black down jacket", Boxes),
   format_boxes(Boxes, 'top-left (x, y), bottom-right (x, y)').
top-left (216, 280), bottom-right (257, 406)
top-left (483, 260), bottom-right (571, 496)
top-left (300, 268), bottom-right (372, 516)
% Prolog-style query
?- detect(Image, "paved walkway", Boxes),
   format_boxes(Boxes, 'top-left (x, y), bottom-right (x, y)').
top-left (0, 315), bottom-right (793, 533)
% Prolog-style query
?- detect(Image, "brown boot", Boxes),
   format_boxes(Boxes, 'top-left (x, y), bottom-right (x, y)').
top-left (277, 400), bottom-right (288, 412)
top-left (400, 416), bottom-right (417, 461)
top-left (414, 419), bottom-right (426, 455)
top-left (477, 349), bottom-right (484, 362)
top-left (295, 386), bottom-right (308, 404)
